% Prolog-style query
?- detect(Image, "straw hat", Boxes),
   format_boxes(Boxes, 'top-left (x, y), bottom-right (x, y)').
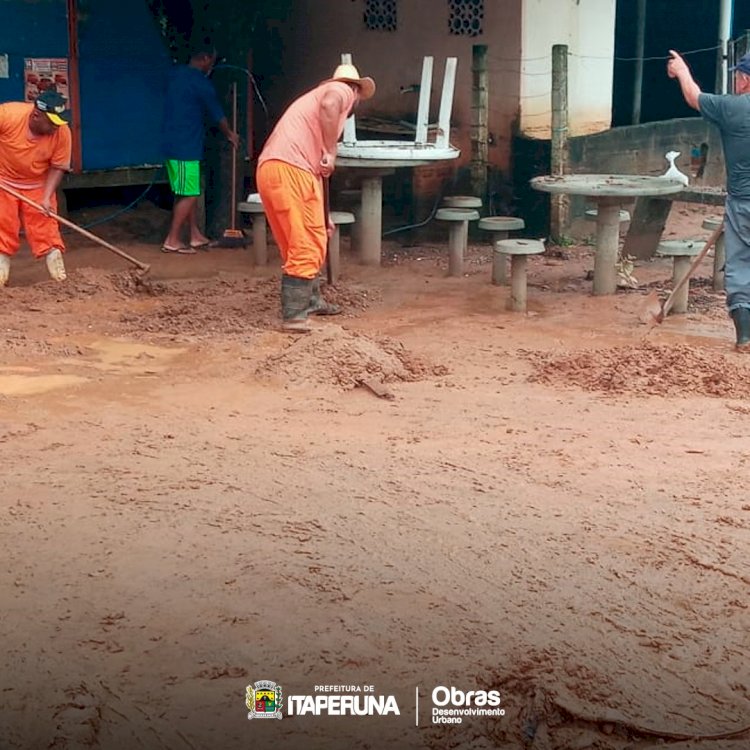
top-left (329, 63), bottom-right (376, 100)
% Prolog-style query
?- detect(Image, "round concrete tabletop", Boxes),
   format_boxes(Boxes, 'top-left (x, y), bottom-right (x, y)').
top-left (531, 174), bottom-right (684, 197)
top-left (479, 216), bottom-right (525, 231)
top-left (656, 239), bottom-right (703, 257)
top-left (436, 208), bottom-right (480, 221)
top-left (337, 142), bottom-right (460, 167)
top-left (495, 239), bottom-right (545, 255)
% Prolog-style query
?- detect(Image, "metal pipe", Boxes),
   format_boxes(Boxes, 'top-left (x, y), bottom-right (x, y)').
top-left (632, 0), bottom-right (646, 124)
top-left (719, 0), bottom-right (734, 93)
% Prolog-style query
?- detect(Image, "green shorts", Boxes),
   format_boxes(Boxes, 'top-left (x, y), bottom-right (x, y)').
top-left (165, 159), bottom-right (201, 197)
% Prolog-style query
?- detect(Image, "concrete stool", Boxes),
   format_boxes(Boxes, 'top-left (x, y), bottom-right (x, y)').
top-left (443, 195), bottom-right (482, 209)
top-left (436, 207), bottom-right (480, 276)
top-left (494, 239), bottom-right (545, 312)
top-left (478, 216), bottom-right (526, 285)
top-left (237, 200), bottom-right (268, 265)
top-left (702, 216), bottom-right (725, 291)
top-left (328, 211), bottom-right (355, 283)
top-left (656, 239), bottom-right (703, 314)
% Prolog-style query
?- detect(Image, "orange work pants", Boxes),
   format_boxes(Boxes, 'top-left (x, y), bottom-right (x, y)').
top-left (256, 160), bottom-right (325, 279)
top-left (0, 185), bottom-right (64, 258)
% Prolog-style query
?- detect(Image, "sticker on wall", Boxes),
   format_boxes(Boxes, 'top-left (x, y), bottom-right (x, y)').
top-left (24, 58), bottom-right (70, 106)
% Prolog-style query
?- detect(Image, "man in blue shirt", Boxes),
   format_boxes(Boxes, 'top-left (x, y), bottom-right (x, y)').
top-left (668, 49), bottom-right (750, 351)
top-left (161, 43), bottom-right (239, 253)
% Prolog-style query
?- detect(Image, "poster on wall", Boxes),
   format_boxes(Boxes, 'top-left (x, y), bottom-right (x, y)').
top-left (24, 58), bottom-right (70, 107)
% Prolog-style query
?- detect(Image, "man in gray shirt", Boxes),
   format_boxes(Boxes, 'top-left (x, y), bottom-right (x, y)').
top-left (668, 49), bottom-right (750, 351)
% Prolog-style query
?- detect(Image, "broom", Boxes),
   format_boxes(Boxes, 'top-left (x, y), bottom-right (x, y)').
top-left (217, 81), bottom-right (246, 247)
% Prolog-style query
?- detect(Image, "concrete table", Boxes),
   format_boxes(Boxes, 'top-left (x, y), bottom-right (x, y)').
top-left (337, 142), bottom-right (459, 266)
top-left (531, 175), bottom-right (684, 295)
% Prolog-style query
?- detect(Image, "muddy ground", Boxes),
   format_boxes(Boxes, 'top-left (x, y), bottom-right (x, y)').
top-left (1, 201), bottom-right (749, 750)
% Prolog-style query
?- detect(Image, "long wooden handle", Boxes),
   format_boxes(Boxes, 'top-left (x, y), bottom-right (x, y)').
top-left (230, 82), bottom-right (238, 230)
top-left (662, 222), bottom-right (723, 316)
top-left (323, 176), bottom-right (332, 285)
top-left (0, 181), bottom-right (150, 271)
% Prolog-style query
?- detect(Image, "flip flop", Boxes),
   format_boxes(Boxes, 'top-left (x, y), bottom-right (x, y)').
top-left (161, 244), bottom-right (197, 254)
top-left (190, 240), bottom-right (220, 249)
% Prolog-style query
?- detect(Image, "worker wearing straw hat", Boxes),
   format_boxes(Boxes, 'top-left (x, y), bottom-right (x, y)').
top-left (256, 63), bottom-right (375, 333)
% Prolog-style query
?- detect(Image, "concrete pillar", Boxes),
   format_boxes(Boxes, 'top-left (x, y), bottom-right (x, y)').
top-left (593, 198), bottom-right (621, 295)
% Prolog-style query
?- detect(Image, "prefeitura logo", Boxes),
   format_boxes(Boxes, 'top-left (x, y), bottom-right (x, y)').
top-left (246, 680), bottom-right (283, 720)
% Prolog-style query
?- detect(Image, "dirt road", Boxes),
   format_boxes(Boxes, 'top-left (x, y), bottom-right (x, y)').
top-left (1, 204), bottom-right (749, 750)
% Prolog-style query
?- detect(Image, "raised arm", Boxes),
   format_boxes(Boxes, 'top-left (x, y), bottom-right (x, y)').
top-left (667, 50), bottom-right (702, 111)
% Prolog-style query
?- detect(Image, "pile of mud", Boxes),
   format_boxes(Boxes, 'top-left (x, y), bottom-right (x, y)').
top-left (526, 342), bottom-right (750, 398)
top-left (2, 268), bottom-right (163, 303)
top-left (118, 277), bottom-right (378, 339)
top-left (255, 325), bottom-right (448, 389)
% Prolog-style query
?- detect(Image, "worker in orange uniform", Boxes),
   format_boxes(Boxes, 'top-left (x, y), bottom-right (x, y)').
top-left (0, 88), bottom-right (72, 286)
top-left (256, 64), bottom-right (375, 332)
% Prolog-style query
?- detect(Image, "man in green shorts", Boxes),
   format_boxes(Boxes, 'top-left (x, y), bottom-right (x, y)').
top-left (161, 42), bottom-right (239, 253)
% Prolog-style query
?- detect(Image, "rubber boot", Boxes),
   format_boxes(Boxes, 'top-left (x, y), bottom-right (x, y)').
top-left (280, 274), bottom-right (314, 333)
top-left (731, 307), bottom-right (750, 352)
top-left (307, 276), bottom-right (342, 316)
top-left (45, 248), bottom-right (66, 282)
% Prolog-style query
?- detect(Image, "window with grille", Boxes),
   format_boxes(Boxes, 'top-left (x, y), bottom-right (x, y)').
top-left (448, 0), bottom-right (483, 36)
top-left (364, 0), bottom-right (397, 31)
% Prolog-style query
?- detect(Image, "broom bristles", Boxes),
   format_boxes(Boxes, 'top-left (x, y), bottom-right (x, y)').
top-left (216, 228), bottom-right (246, 247)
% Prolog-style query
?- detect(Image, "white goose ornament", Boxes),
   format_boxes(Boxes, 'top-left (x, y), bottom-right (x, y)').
top-left (662, 150), bottom-right (689, 185)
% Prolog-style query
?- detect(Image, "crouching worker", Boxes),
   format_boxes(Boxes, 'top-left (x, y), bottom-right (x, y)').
top-left (0, 89), bottom-right (71, 286)
top-left (256, 64), bottom-right (375, 332)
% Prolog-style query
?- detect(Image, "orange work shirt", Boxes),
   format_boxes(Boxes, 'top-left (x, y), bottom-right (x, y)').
top-left (0, 102), bottom-right (72, 188)
top-left (258, 81), bottom-right (356, 176)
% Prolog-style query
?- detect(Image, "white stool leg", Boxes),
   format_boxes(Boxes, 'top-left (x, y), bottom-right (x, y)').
top-left (509, 255), bottom-right (528, 312)
top-left (328, 227), bottom-right (341, 283)
top-left (491, 231), bottom-right (509, 285)
top-left (448, 222), bottom-right (467, 277)
top-left (253, 215), bottom-right (268, 266)
top-left (671, 255), bottom-right (691, 314)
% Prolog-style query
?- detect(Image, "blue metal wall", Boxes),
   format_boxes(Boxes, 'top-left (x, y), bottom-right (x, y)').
top-left (0, 0), bottom-right (171, 171)
top-left (0, 0), bottom-right (69, 103)
top-left (77, 0), bottom-right (171, 169)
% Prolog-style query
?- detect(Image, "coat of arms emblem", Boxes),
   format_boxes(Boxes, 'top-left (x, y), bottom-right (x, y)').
top-left (246, 680), bottom-right (283, 720)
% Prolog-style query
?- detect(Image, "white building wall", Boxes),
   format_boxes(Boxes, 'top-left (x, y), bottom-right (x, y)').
top-left (520, 0), bottom-right (616, 138)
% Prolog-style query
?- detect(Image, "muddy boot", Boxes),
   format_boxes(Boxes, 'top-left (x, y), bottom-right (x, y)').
top-left (731, 307), bottom-right (750, 352)
top-left (280, 274), bottom-right (314, 333)
top-left (45, 248), bottom-right (67, 282)
top-left (307, 276), bottom-right (342, 316)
